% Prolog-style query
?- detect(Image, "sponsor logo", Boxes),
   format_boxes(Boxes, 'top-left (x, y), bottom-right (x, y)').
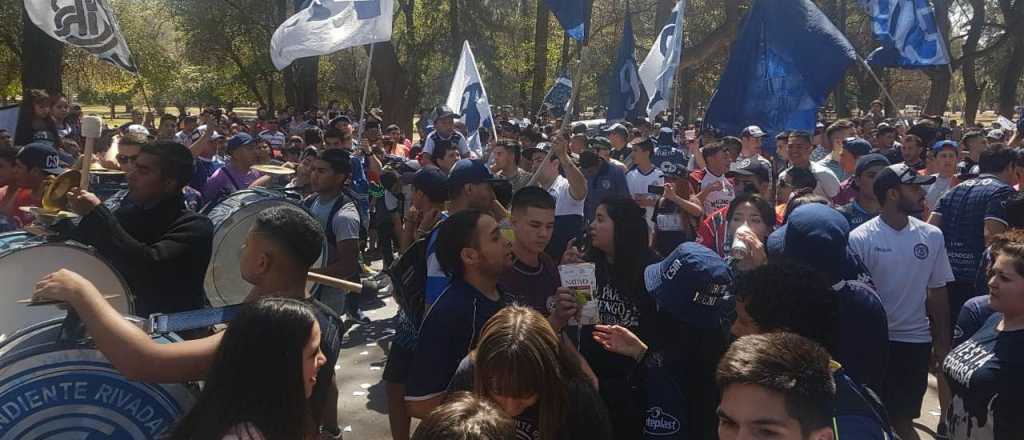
top-left (645, 407), bottom-right (681, 436)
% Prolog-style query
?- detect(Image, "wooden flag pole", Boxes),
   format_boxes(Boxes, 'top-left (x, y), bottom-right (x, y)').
top-left (356, 42), bottom-right (376, 141)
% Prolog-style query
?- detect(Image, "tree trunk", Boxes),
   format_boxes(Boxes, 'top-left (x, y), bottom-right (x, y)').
top-left (655, 0), bottom-right (675, 25)
top-left (997, 37), bottom-right (1024, 117)
top-left (923, 0), bottom-right (952, 116)
top-left (371, 42), bottom-right (415, 137)
top-left (832, 0), bottom-right (850, 117)
top-left (284, 0), bottom-right (319, 111)
top-left (450, 0), bottom-right (461, 60)
top-left (16, 6), bottom-right (63, 144)
top-left (529, 1), bottom-right (550, 116)
top-left (679, 0), bottom-right (740, 70)
top-left (961, 0), bottom-right (986, 125)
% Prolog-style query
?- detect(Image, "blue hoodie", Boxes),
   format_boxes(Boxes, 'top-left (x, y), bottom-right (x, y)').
top-left (769, 204), bottom-right (889, 391)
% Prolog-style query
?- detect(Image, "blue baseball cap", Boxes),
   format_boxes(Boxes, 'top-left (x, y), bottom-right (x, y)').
top-left (17, 142), bottom-right (66, 175)
top-left (842, 137), bottom-right (873, 158)
top-left (643, 242), bottom-right (733, 329)
top-left (932, 140), bottom-right (958, 152)
top-left (411, 167), bottom-right (449, 202)
top-left (447, 159), bottom-right (502, 189)
top-left (767, 203), bottom-right (875, 284)
top-left (854, 153), bottom-right (890, 177)
top-left (226, 133), bottom-right (256, 153)
top-left (656, 127), bottom-right (675, 146)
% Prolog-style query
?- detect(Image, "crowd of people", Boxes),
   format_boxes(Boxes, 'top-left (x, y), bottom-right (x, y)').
top-left (6, 88), bottom-right (1024, 440)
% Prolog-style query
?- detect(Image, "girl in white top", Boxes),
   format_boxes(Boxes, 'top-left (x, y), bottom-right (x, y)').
top-left (166, 298), bottom-right (327, 440)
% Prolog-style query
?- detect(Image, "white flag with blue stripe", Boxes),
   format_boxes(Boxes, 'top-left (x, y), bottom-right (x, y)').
top-left (446, 41), bottom-right (494, 158)
top-left (861, 0), bottom-right (949, 67)
top-left (639, 0), bottom-right (686, 120)
top-left (271, 0), bottom-right (394, 70)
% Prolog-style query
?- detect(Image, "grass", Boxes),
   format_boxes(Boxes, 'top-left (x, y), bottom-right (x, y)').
top-left (78, 105), bottom-right (258, 127)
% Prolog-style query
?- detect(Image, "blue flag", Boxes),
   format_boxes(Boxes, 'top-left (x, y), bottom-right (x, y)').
top-left (544, 0), bottom-right (587, 41)
top-left (542, 71), bottom-right (573, 118)
top-left (861, 0), bottom-right (950, 68)
top-left (606, 7), bottom-right (647, 122)
top-left (704, 0), bottom-right (855, 144)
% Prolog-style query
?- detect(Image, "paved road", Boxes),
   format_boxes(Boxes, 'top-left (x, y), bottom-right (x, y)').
top-left (327, 265), bottom-right (945, 440)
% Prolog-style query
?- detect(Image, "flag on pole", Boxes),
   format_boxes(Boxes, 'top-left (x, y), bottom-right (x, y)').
top-left (542, 71), bottom-right (573, 118)
top-left (543, 0), bottom-right (588, 41)
top-left (271, 0), bottom-right (394, 70)
top-left (606, 5), bottom-right (647, 122)
top-left (24, 0), bottom-right (138, 73)
top-left (639, 0), bottom-right (686, 121)
top-left (446, 41), bottom-right (494, 158)
top-left (861, 0), bottom-right (950, 68)
top-left (704, 0), bottom-right (856, 147)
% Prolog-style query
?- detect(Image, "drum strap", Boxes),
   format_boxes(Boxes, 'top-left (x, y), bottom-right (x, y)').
top-left (148, 305), bottom-right (243, 335)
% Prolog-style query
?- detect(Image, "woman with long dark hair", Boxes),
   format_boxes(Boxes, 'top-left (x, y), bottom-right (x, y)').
top-left (168, 298), bottom-right (326, 440)
top-left (450, 306), bottom-right (612, 440)
top-left (564, 196), bottom-right (659, 439)
top-left (14, 89), bottom-right (59, 146)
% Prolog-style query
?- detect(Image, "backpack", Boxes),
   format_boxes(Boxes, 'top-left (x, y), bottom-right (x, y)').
top-left (387, 232), bottom-right (430, 324)
top-left (303, 189), bottom-right (362, 250)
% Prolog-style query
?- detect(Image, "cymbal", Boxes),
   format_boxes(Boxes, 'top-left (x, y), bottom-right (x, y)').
top-left (252, 164), bottom-right (296, 176)
top-left (89, 167), bottom-right (126, 175)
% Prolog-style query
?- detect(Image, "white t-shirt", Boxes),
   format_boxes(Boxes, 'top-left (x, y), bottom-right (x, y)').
top-left (700, 170), bottom-right (735, 216)
top-left (848, 216), bottom-right (955, 343)
top-left (925, 174), bottom-right (954, 213)
top-left (779, 163), bottom-right (841, 199)
top-left (626, 166), bottom-right (664, 228)
top-left (545, 175), bottom-right (584, 217)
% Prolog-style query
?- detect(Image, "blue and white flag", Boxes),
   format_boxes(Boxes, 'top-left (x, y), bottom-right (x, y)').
top-left (704, 0), bottom-right (856, 151)
top-left (24, 0), bottom-right (138, 73)
top-left (446, 41), bottom-right (494, 158)
top-left (861, 0), bottom-right (950, 67)
top-left (542, 71), bottom-right (572, 118)
top-left (606, 7), bottom-right (647, 122)
top-left (639, 0), bottom-right (686, 121)
top-left (543, 0), bottom-right (588, 41)
top-left (271, 0), bottom-right (394, 70)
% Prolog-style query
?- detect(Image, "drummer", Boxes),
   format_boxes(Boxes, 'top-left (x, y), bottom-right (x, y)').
top-left (202, 133), bottom-right (271, 203)
top-left (61, 141), bottom-right (214, 321)
top-left (33, 205), bottom-right (347, 436)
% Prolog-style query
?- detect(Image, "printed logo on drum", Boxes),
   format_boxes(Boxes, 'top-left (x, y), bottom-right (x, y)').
top-left (0, 358), bottom-right (190, 439)
top-left (645, 407), bottom-right (681, 436)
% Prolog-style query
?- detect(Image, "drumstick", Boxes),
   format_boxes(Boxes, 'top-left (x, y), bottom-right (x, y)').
top-left (80, 116), bottom-right (104, 190)
top-left (306, 272), bottom-right (363, 293)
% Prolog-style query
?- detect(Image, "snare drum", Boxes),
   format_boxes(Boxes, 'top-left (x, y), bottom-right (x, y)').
top-left (0, 233), bottom-right (133, 342)
top-left (0, 318), bottom-right (195, 439)
top-left (203, 189), bottom-right (325, 307)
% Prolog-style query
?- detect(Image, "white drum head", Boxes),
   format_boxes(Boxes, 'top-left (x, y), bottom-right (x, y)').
top-left (0, 243), bottom-right (131, 343)
top-left (206, 198), bottom-right (324, 307)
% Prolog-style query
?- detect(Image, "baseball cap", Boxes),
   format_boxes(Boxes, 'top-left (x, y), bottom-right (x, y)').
top-left (932, 140), bottom-right (958, 153)
top-left (17, 142), bottom-right (66, 175)
top-left (226, 133), bottom-right (257, 153)
top-left (410, 167), bottom-right (448, 202)
top-left (741, 125), bottom-right (765, 138)
top-left (588, 136), bottom-right (612, 150)
top-left (725, 159), bottom-right (770, 182)
top-left (659, 161), bottom-right (687, 178)
top-left (433, 105), bottom-right (458, 122)
top-left (987, 129), bottom-right (1005, 141)
top-left (767, 203), bottom-right (849, 282)
top-left (854, 153), bottom-right (890, 177)
top-left (329, 115), bottom-right (352, 126)
top-left (604, 123), bottom-right (628, 137)
top-left (842, 137), bottom-right (872, 158)
top-left (447, 159), bottom-right (502, 188)
top-left (643, 242), bottom-right (733, 329)
top-left (121, 124), bottom-right (150, 145)
top-left (873, 163), bottom-right (936, 196)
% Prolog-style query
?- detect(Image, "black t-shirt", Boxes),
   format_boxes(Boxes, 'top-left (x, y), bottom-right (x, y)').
top-left (498, 253), bottom-right (561, 317)
top-left (942, 313), bottom-right (1024, 439)
top-left (448, 357), bottom-right (613, 440)
top-left (306, 298), bottom-right (345, 425)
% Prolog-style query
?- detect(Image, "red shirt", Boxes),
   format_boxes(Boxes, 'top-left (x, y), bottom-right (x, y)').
top-left (0, 186), bottom-right (42, 228)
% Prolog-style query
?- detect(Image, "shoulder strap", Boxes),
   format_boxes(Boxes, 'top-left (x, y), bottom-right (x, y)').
top-left (223, 167), bottom-right (242, 192)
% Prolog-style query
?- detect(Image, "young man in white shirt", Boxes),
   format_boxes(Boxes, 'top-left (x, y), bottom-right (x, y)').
top-left (534, 134), bottom-right (587, 259)
top-left (733, 125), bottom-right (773, 174)
top-left (779, 130), bottom-right (840, 200)
top-left (625, 138), bottom-right (664, 230)
top-left (422, 106), bottom-right (471, 158)
top-left (847, 163), bottom-right (954, 440)
top-left (691, 142), bottom-right (735, 217)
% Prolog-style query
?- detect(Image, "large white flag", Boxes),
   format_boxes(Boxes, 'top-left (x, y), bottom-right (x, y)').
top-left (638, 0), bottom-right (686, 120)
top-left (24, 0), bottom-right (138, 73)
top-left (445, 41), bottom-right (494, 158)
top-left (271, 0), bottom-right (394, 70)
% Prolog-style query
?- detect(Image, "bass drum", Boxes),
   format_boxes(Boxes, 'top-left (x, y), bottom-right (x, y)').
top-left (0, 318), bottom-right (195, 439)
top-left (0, 232), bottom-right (133, 342)
top-left (203, 189), bottom-right (326, 307)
